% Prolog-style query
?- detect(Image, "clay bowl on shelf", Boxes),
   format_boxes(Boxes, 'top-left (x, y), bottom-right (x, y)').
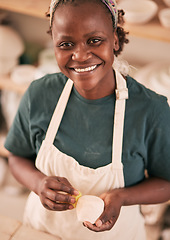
top-left (159, 8), bottom-right (170, 28)
top-left (118, 0), bottom-right (158, 24)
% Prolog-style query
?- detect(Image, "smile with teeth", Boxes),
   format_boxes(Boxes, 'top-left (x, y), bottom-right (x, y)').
top-left (74, 65), bottom-right (97, 73)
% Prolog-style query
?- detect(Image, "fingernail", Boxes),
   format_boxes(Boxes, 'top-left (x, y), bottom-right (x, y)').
top-left (83, 222), bottom-right (88, 227)
top-left (70, 198), bottom-right (76, 203)
top-left (96, 220), bottom-right (102, 227)
top-left (74, 190), bottom-right (80, 195)
top-left (69, 204), bottom-right (74, 210)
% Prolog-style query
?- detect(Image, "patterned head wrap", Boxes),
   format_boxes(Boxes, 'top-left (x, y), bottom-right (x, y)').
top-left (49, 0), bottom-right (118, 28)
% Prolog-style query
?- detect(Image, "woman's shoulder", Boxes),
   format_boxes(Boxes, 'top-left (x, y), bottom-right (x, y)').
top-left (30, 72), bottom-right (68, 92)
top-left (26, 72), bottom-right (68, 103)
top-left (126, 75), bottom-right (169, 108)
top-left (22, 72), bottom-right (69, 113)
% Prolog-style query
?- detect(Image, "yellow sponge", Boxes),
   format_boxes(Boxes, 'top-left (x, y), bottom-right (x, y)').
top-left (72, 191), bottom-right (82, 208)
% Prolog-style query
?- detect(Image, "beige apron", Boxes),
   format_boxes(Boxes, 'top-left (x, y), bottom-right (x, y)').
top-left (24, 71), bottom-right (146, 240)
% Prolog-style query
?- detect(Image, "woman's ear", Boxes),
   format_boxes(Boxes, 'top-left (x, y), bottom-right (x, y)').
top-left (113, 31), bottom-right (119, 52)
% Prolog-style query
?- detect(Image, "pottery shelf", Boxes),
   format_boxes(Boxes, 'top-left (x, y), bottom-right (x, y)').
top-left (124, 18), bottom-right (170, 43)
top-left (0, 76), bottom-right (28, 158)
top-left (0, 0), bottom-right (51, 19)
top-left (122, 0), bottom-right (170, 42)
top-left (0, 0), bottom-right (170, 42)
top-left (124, 0), bottom-right (170, 43)
top-left (0, 75), bottom-right (28, 95)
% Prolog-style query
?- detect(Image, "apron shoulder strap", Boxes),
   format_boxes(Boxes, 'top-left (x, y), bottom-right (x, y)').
top-left (45, 79), bottom-right (73, 144)
top-left (112, 71), bottom-right (128, 169)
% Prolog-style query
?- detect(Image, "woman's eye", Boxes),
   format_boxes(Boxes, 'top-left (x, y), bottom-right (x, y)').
top-left (58, 42), bottom-right (73, 48)
top-left (88, 39), bottom-right (102, 45)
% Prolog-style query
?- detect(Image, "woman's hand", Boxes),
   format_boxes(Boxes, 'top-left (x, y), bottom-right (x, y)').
top-left (38, 176), bottom-right (79, 211)
top-left (83, 189), bottom-right (123, 232)
top-left (83, 177), bottom-right (170, 232)
top-left (8, 154), bottom-right (79, 212)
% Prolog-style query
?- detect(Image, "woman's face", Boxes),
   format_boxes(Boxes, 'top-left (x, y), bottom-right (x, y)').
top-left (52, 1), bottom-right (119, 99)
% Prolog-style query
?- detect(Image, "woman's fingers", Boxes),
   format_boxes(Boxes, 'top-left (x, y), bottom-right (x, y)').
top-left (83, 208), bottom-right (118, 232)
top-left (45, 188), bottom-right (76, 204)
top-left (43, 197), bottom-right (74, 211)
top-left (44, 176), bottom-right (78, 195)
top-left (83, 190), bottom-right (123, 232)
top-left (96, 205), bottom-right (118, 226)
top-left (83, 208), bottom-right (116, 232)
top-left (38, 176), bottom-right (80, 211)
top-left (83, 218), bottom-right (115, 232)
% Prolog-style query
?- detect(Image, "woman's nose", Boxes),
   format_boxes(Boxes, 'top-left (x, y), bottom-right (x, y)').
top-left (72, 44), bottom-right (91, 62)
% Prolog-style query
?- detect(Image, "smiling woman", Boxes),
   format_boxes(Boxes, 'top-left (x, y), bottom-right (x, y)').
top-left (4, 0), bottom-right (170, 240)
top-left (51, 1), bottom-right (119, 99)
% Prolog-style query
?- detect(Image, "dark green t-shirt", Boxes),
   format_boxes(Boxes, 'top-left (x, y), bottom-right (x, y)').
top-left (5, 72), bottom-right (170, 187)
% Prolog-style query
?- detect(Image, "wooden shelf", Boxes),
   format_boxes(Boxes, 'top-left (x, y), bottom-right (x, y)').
top-left (0, 0), bottom-right (169, 42)
top-left (0, 75), bottom-right (28, 94)
top-left (0, 0), bottom-right (51, 19)
top-left (123, 0), bottom-right (170, 42)
top-left (124, 18), bottom-right (170, 43)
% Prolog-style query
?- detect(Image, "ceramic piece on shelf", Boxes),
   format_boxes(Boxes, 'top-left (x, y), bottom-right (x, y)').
top-left (0, 157), bottom-right (8, 187)
top-left (34, 63), bottom-right (61, 79)
top-left (34, 47), bottom-right (61, 79)
top-left (38, 48), bottom-right (57, 66)
top-left (159, 8), bottom-right (170, 28)
top-left (118, 0), bottom-right (158, 24)
top-left (162, 0), bottom-right (170, 7)
top-left (1, 91), bottom-right (22, 130)
top-left (0, 25), bottom-right (24, 75)
top-left (10, 64), bottom-right (37, 84)
top-left (0, 57), bottom-right (19, 76)
top-left (134, 61), bottom-right (170, 105)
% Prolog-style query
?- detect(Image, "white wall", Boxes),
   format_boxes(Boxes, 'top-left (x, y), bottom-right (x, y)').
top-left (122, 35), bottom-right (170, 67)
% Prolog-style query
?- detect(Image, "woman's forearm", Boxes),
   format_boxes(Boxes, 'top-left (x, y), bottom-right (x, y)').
top-left (85, 177), bottom-right (170, 231)
top-left (118, 177), bottom-right (170, 206)
top-left (8, 153), bottom-right (46, 195)
top-left (8, 154), bottom-right (170, 206)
